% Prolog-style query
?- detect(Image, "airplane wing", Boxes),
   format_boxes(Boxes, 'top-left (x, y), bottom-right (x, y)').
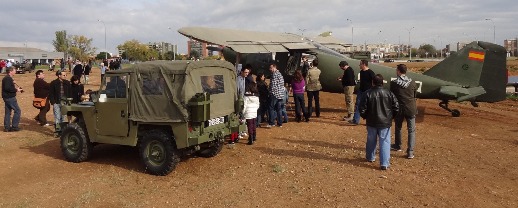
top-left (178, 27), bottom-right (316, 53)
top-left (439, 86), bottom-right (486, 102)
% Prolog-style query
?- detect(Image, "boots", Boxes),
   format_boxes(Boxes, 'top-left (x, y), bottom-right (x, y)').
top-left (248, 133), bottom-right (256, 145)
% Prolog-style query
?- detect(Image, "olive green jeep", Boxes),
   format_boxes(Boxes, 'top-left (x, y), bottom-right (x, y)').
top-left (60, 60), bottom-right (245, 175)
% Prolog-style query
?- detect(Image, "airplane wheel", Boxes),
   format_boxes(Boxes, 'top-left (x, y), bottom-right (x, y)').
top-left (451, 109), bottom-right (461, 117)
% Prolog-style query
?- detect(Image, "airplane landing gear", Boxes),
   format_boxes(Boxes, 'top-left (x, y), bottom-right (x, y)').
top-left (439, 100), bottom-right (461, 117)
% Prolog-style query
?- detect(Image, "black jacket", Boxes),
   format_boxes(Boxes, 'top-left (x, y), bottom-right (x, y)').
top-left (73, 64), bottom-right (83, 77)
top-left (33, 78), bottom-right (50, 99)
top-left (341, 66), bottom-right (356, 87)
top-left (70, 83), bottom-right (84, 103)
top-left (390, 75), bottom-right (417, 117)
top-left (360, 86), bottom-right (399, 128)
top-left (359, 69), bottom-right (376, 92)
top-left (49, 79), bottom-right (71, 105)
top-left (2, 75), bottom-right (17, 99)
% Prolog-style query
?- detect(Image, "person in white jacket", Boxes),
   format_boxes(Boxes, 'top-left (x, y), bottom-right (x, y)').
top-left (242, 82), bottom-right (260, 145)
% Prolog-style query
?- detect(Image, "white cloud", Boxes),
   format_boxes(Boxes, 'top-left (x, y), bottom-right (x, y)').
top-left (1, 0), bottom-right (517, 54)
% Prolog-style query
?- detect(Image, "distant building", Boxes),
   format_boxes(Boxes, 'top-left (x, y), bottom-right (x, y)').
top-left (0, 47), bottom-right (64, 64)
top-left (457, 42), bottom-right (469, 51)
top-left (147, 42), bottom-right (178, 58)
top-left (187, 40), bottom-right (208, 58)
top-left (504, 39), bottom-right (517, 57)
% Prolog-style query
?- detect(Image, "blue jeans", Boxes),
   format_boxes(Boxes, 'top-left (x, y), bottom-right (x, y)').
top-left (281, 99), bottom-right (288, 123)
top-left (307, 90), bottom-right (320, 117)
top-left (352, 91), bottom-right (364, 124)
top-left (3, 97), bottom-right (21, 129)
top-left (293, 93), bottom-right (307, 120)
top-left (394, 115), bottom-right (416, 154)
top-left (366, 126), bottom-right (391, 167)
top-left (268, 97), bottom-right (283, 126)
top-left (53, 103), bottom-right (65, 131)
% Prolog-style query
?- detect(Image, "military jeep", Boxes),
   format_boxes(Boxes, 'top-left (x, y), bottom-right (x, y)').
top-left (60, 60), bottom-right (245, 176)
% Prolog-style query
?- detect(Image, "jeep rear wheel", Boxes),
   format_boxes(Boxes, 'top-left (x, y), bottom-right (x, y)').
top-left (139, 130), bottom-right (180, 176)
top-left (60, 123), bottom-right (93, 162)
top-left (198, 139), bottom-right (224, 158)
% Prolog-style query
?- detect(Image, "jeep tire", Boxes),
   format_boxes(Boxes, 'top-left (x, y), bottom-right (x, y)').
top-left (60, 123), bottom-right (93, 162)
top-left (139, 130), bottom-right (180, 176)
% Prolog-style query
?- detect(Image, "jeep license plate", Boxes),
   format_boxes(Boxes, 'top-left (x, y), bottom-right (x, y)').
top-left (206, 116), bottom-right (225, 127)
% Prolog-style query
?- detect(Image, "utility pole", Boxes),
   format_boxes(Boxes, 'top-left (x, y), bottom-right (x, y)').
top-left (346, 19), bottom-right (353, 51)
top-left (298, 28), bottom-right (306, 37)
top-left (98, 20), bottom-right (107, 60)
top-left (485, 18), bottom-right (495, 44)
top-left (168, 27), bottom-right (177, 60)
top-left (407, 27), bottom-right (415, 60)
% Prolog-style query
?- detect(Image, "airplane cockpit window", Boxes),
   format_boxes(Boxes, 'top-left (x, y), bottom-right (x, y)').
top-left (104, 76), bottom-right (127, 98)
top-left (201, 75), bottom-right (224, 94)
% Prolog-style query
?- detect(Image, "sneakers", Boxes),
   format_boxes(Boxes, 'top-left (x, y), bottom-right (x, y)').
top-left (10, 127), bottom-right (21, 132)
top-left (407, 154), bottom-right (415, 159)
top-left (241, 132), bottom-right (248, 137)
top-left (265, 125), bottom-right (273, 128)
top-left (3, 128), bottom-right (10, 132)
top-left (390, 144), bottom-right (402, 152)
top-left (380, 166), bottom-right (388, 170)
top-left (347, 120), bottom-right (358, 125)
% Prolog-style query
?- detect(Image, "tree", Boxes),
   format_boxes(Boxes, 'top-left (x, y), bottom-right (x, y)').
top-left (190, 50), bottom-right (200, 59)
top-left (96, 52), bottom-right (111, 60)
top-left (418, 44), bottom-right (437, 58)
top-left (52, 30), bottom-right (68, 57)
top-left (68, 35), bottom-right (96, 62)
top-left (118, 39), bottom-right (158, 61)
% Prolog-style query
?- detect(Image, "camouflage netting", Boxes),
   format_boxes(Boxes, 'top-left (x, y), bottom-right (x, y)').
top-left (107, 60), bottom-right (237, 122)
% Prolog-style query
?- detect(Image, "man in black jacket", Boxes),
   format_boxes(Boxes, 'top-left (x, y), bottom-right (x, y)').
top-left (350, 60), bottom-right (375, 125)
top-left (72, 60), bottom-right (83, 81)
top-left (390, 64), bottom-right (417, 159)
top-left (48, 70), bottom-right (71, 134)
top-left (338, 61), bottom-right (356, 121)
top-left (360, 74), bottom-right (399, 170)
top-left (2, 67), bottom-right (23, 132)
top-left (33, 70), bottom-right (51, 126)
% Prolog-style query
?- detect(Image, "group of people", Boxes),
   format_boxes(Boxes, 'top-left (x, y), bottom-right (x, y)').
top-left (234, 58), bottom-right (417, 170)
top-left (337, 60), bottom-right (417, 170)
top-left (235, 57), bottom-right (323, 145)
top-left (2, 64), bottom-right (89, 134)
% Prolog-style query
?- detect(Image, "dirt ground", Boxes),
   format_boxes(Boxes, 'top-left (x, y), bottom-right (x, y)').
top-left (0, 62), bottom-right (517, 207)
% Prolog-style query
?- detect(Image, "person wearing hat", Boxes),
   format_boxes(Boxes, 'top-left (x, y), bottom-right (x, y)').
top-left (337, 60), bottom-right (356, 121)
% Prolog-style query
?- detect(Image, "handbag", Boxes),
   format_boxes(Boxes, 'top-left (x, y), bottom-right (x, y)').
top-left (33, 97), bottom-right (47, 109)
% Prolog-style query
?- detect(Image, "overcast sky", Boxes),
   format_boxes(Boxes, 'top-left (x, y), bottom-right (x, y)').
top-left (1, 0), bottom-right (517, 55)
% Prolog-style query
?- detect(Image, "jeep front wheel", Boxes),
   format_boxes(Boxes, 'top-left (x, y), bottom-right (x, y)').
top-left (139, 130), bottom-right (180, 176)
top-left (60, 123), bottom-right (93, 162)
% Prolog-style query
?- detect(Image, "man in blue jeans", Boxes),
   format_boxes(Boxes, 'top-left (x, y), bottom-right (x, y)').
top-left (267, 63), bottom-right (284, 128)
top-left (2, 67), bottom-right (23, 132)
top-left (360, 74), bottom-right (399, 170)
top-left (350, 59), bottom-right (375, 125)
top-left (390, 64), bottom-right (417, 159)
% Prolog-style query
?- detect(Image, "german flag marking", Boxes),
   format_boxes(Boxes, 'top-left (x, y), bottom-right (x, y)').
top-left (468, 51), bottom-right (485, 62)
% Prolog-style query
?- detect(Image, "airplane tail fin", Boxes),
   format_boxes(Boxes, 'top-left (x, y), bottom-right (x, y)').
top-left (423, 41), bottom-right (507, 102)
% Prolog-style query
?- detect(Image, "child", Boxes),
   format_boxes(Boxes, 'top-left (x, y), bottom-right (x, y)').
top-left (242, 82), bottom-right (260, 145)
top-left (281, 84), bottom-right (289, 123)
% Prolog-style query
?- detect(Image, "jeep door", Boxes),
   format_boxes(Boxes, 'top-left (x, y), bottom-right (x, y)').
top-left (96, 75), bottom-right (129, 137)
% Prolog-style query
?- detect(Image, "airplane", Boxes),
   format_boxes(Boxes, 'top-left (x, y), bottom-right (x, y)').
top-left (178, 27), bottom-right (508, 117)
